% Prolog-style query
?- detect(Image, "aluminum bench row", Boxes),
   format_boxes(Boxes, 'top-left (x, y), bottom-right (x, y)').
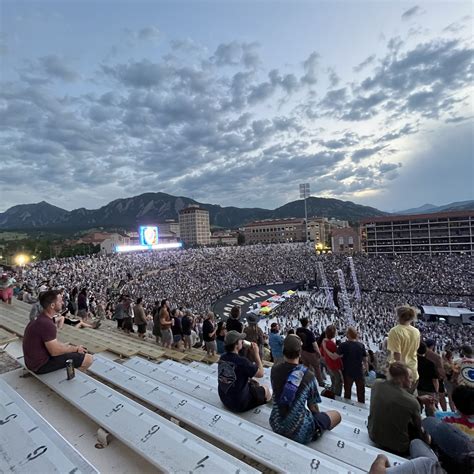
top-left (163, 360), bottom-right (369, 420)
top-left (124, 357), bottom-right (405, 472)
top-left (17, 357), bottom-right (258, 474)
top-left (91, 355), bottom-right (361, 474)
top-left (0, 377), bottom-right (98, 474)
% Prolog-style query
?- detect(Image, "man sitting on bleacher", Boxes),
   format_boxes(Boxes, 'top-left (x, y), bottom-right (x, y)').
top-left (217, 330), bottom-right (271, 412)
top-left (22, 289), bottom-right (93, 374)
top-left (368, 362), bottom-right (434, 456)
top-left (269, 334), bottom-right (341, 444)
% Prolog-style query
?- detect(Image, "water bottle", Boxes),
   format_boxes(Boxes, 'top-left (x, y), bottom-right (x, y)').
top-left (279, 366), bottom-right (306, 405)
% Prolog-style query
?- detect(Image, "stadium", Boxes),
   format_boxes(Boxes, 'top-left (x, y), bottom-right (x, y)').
top-left (1, 241), bottom-right (473, 473)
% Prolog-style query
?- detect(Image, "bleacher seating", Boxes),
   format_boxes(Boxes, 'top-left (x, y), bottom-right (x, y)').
top-left (0, 378), bottom-right (98, 473)
top-left (123, 357), bottom-right (405, 471)
top-left (0, 301), bottom-right (218, 363)
top-left (160, 359), bottom-right (370, 425)
top-left (18, 357), bottom-right (258, 473)
top-left (91, 355), bottom-right (362, 474)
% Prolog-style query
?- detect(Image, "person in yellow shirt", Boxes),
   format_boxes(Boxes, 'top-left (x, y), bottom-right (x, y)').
top-left (387, 306), bottom-right (420, 392)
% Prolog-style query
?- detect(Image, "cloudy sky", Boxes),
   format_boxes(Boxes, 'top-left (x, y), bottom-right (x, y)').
top-left (1, 1), bottom-right (473, 213)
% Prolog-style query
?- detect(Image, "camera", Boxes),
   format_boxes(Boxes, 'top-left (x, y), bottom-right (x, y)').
top-left (242, 340), bottom-right (251, 348)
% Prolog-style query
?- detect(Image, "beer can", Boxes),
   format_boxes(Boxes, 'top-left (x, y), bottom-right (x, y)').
top-left (66, 359), bottom-right (75, 380)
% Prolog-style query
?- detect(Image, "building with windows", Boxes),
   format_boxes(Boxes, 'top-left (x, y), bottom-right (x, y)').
top-left (243, 218), bottom-right (305, 244)
top-left (178, 205), bottom-right (211, 246)
top-left (360, 211), bottom-right (473, 255)
top-left (331, 227), bottom-right (360, 253)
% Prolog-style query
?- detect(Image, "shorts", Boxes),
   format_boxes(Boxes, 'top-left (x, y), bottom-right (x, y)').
top-left (161, 328), bottom-right (173, 345)
top-left (311, 412), bottom-right (332, 440)
top-left (205, 341), bottom-right (217, 353)
top-left (173, 335), bottom-right (182, 344)
top-left (77, 309), bottom-right (88, 318)
top-left (35, 352), bottom-right (85, 375)
top-left (245, 382), bottom-right (267, 411)
top-left (136, 323), bottom-right (147, 334)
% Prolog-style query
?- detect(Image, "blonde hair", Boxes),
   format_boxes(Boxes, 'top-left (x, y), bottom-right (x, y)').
top-left (396, 306), bottom-right (416, 323)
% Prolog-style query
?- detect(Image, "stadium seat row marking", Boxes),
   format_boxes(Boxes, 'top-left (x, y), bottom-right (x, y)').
top-left (0, 377), bottom-right (98, 474)
top-left (124, 357), bottom-right (405, 471)
top-left (91, 355), bottom-right (361, 474)
top-left (16, 357), bottom-right (258, 474)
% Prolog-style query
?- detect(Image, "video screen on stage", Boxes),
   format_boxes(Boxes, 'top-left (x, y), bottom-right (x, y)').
top-left (139, 225), bottom-right (159, 246)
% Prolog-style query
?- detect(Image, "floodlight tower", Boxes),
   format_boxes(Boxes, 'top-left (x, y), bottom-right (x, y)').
top-left (299, 183), bottom-right (310, 242)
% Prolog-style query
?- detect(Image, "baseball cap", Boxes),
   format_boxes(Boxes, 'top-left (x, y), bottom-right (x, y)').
top-left (247, 314), bottom-right (259, 324)
top-left (224, 330), bottom-right (247, 345)
top-left (283, 334), bottom-right (302, 353)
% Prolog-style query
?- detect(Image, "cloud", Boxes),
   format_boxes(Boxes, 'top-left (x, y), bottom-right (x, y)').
top-left (137, 26), bottom-right (160, 41)
top-left (352, 145), bottom-right (386, 162)
top-left (212, 41), bottom-right (261, 69)
top-left (301, 52), bottom-right (319, 85)
top-left (353, 54), bottom-right (375, 73)
top-left (401, 6), bottom-right (422, 21)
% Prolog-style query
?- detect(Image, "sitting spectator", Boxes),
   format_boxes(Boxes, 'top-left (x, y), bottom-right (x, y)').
top-left (218, 330), bottom-right (271, 412)
top-left (435, 385), bottom-right (474, 437)
top-left (369, 451), bottom-right (445, 474)
top-left (387, 306), bottom-right (420, 393)
top-left (453, 345), bottom-right (474, 388)
top-left (417, 342), bottom-right (439, 417)
top-left (22, 290), bottom-right (93, 374)
top-left (368, 362), bottom-right (434, 456)
top-left (423, 415), bottom-right (474, 474)
top-left (296, 318), bottom-right (325, 386)
top-left (337, 327), bottom-right (368, 404)
top-left (270, 334), bottom-right (341, 444)
top-left (268, 322), bottom-right (284, 364)
top-left (321, 324), bottom-right (343, 395)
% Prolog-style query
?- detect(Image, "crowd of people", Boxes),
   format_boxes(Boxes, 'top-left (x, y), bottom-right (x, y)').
top-left (5, 242), bottom-right (473, 473)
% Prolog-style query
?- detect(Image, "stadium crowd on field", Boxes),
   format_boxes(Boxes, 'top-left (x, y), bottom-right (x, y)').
top-left (9, 243), bottom-right (473, 351)
top-left (3, 243), bottom-right (473, 472)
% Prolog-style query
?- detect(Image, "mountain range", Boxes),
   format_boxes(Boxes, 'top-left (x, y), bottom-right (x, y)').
top-left (0, 193), bottom-right (471, 232)
top-left (0, 193), bottom-right (386, 231)
top-left (397, 200), bottom-right (474, 215)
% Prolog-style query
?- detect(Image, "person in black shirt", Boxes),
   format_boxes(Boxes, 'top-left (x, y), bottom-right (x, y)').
top-left (218, 330), bottom-right (271, 412)
top-left (181, 309), bottom-right (193, 350)
top-left (226, 305), bottom-right (243, 333)
top-left (202, 311), bottom-right (217, 356)
top-left (296, 318), bottom-right (324, 386)
top-left (337, 327), bottom-right (368, 403)
top-left (417, 342), bottom-right (439, 416)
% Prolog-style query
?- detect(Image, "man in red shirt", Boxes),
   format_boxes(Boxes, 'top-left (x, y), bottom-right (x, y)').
top-left (23, 290), bottom-right (93, 374)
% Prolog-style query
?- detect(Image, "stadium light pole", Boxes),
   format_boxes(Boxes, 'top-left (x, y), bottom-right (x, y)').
top-left (299, 183), bottom-right (310, 242)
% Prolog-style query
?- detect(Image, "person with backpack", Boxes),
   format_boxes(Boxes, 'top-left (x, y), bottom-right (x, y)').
top-left (270, 334), bottom-right (341, 444)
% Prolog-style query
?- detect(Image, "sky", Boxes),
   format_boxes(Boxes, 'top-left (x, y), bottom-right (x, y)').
top-left (0, 0), bottom-right (473, 213)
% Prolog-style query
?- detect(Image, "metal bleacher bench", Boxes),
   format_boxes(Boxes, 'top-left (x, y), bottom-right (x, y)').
top-left (123, 357), bottom-right (406, 472)
top-left (161, 360), bottom-right (369, 425)
top-left (16, 358), bottom-right (258, 474)
top-left (90, 355), bottom-right (361, 474)
top-left (0, 378), bottom-right (98, 474)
